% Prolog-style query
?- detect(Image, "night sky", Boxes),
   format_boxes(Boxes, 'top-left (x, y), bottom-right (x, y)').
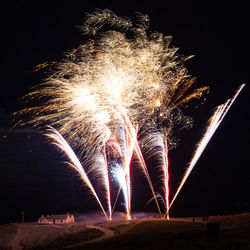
top-left (0, 1), bottom-right (249, 225)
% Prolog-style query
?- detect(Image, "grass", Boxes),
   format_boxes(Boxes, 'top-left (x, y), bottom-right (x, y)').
top-left (27, 228), bottom-right (103, 250)
top-left (73, 216), bottom-right (250, 250)
top-left (0, 223), bottom-right (17, 249)
top-left (1, 213), bottom-right (249, 249)
top-left (78, 220), bottom-right (207, 250)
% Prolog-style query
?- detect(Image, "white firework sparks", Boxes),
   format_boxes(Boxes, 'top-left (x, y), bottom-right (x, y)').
top-left (18, 9), bottom-right (212, 219)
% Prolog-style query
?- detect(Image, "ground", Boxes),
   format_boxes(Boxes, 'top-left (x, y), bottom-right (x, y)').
top-left (0, 213), bottom-right (249, 250)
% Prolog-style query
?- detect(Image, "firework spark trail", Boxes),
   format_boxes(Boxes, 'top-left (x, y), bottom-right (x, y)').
top-left (123, 130), bottom-right (134, 220)
top-left (164, 84), bottom-right (245, 218)
top-left (162, 131), bottom-right (170, 220)
top-left (110, 105), bottom-right (162, 218)
top-left (103, 146), bottom-right (112, 220)
top-left (118, 124), bottom-right (132, 216)
top-left (111, 113), bottom-right (137, 219)
top-left (94, 150), bottom-right (112, 220)
top-left (45, 126), bottom-right (109, 221)
top-left (115, 126), bottom-right (134, 220)
top-left (104, 130), bottom-right (128, 217)
top-left (118, 106), bottom-right (163, 217)
top-left (142, 130), bottom-right (169, 218)
top-left (110, 126), bottom-right (162, 219)
top-left (112, 163), bottom-right (130, 217)
top-left (134, 139), bottom-right (163, 217)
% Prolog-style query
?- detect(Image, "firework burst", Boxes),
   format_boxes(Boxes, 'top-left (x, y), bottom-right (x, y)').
top-left (17, 9), bottom-right (210, 219)
top-left (19, 9), bottom-right (208, 150)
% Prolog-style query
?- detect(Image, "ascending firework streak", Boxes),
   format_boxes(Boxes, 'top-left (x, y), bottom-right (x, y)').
top-left (45, 126), bottom-right (109, 221)
top-left (164, 84), bottom-right (245, 219)
top-left (161, 129), bottom-right (170, 219)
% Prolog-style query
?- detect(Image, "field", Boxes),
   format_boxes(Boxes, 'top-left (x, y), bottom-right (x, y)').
top-left (0, 213), bottom-right (249, 250)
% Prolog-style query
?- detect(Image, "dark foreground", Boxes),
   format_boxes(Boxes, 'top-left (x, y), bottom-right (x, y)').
top-left (0, 213), bottom-right (249, 250)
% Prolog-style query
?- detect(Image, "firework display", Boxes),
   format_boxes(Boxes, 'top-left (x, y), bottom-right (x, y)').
top-left (18, 9), bottom-right (243, 220)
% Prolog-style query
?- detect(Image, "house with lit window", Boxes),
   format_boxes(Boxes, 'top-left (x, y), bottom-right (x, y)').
top-left (38, 213), bottom-right (74, 224)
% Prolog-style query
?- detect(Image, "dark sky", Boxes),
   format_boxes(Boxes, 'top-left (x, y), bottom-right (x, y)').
top-left (0, 0), bottom-right (249, 224)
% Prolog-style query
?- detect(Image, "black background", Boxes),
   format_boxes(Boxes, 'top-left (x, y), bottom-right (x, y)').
top-left (0, 0), bottom-right (249, 224)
